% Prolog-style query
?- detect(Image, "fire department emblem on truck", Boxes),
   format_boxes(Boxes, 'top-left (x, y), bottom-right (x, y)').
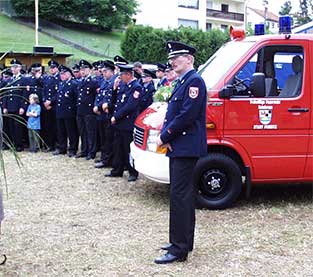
top-left (259, 108), bottom-right (272, 125)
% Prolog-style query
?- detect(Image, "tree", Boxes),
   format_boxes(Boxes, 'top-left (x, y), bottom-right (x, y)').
top-left (294, 0), bottom-right (311, 25)
top-left (279, 1), bottom-right (292, 15)
top-left (11, 0), bottom-right (138, 31)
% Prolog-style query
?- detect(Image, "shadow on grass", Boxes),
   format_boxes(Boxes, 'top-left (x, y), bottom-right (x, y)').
top-left (138, 179), bottom-right (313, 210)
top-left (237, 183), bottom-right (313, 208)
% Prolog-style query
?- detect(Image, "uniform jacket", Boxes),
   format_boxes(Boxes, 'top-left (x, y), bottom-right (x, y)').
top-left (76, 75), bottom-right (99, 116)
top-left (113, 79), bottom-right (142, 131)
top-left (160, 69), bottom-right (207, 158)
top-left (42, 73), bottom-right (61, 109)
top-left (3, 74), bottom-right (27, 113)
top-left (23, 75), bottom-right (44, 110)
top-left (56, 78), bottom-right (78, 119)
top-left (94, 75), bottom-right (116, 121)
top-left (157, 77), bottom-right (168, 89)
top-left (139, 81), bottom-right (155, 113)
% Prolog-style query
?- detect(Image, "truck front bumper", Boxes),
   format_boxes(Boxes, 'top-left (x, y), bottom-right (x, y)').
top-left (130, 142), bottom-right (170, 184)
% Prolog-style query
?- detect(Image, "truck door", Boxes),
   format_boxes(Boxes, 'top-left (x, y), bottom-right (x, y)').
top-left (223, 42), bottom-right (310, 181)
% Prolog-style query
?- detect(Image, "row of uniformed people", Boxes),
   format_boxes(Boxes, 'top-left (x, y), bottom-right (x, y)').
top-left (0, 56), bottom-right (169, 181)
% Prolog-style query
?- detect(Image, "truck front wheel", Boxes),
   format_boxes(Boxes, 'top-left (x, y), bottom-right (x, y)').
top-left (194, 153), bottom-right (242, 209)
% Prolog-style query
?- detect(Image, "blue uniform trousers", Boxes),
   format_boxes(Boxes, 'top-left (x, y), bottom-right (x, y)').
top-left (77, 114), bottom-right (97, 157)
top-left (41, 109), bottom-right (57, 150)
top-left (111, 129), bottom-right (138, 177)
top-left (168, 157), bottom-right (198, 258)
top-left (57, 118), bottom-right (79, 154)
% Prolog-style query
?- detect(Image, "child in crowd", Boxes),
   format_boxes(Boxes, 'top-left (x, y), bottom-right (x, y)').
top-left (26, 94), bottom-right (41, 153)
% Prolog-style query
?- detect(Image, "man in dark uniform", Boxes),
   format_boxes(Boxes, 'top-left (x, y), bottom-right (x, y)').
top-left (72, 64), bottom-right (82, 81)
top-left (156, 63), bottom-right (168, 88)
top-left (41, 60), bottom-right (60, 151)
top-left (155, 41), bottom-right (207, 264)
top-left (2, 59), bottom-right (28, 151)
top-left (93, 60), bottom-right (116, 168)
top-left (53, 65), bottom-right (79, 157)
top-left (139, 68), bottom-right (156, 113)
top-left (0, 69), bottom-right (13, 149)
top-left (76, 59), bottom-right (99, 160)
top-left (105, 64), bottom-right (142, 182)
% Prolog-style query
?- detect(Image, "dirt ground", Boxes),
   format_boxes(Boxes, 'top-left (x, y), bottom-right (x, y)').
top-left (0, 151), bottom-right (313, 276)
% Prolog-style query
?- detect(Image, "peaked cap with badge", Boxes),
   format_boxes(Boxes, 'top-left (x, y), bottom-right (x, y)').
top-left (166, 41), bottom-right (196, 59)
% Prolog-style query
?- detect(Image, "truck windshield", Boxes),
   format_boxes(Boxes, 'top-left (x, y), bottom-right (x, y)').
top-left (198, 40), bottom-right (255, 89)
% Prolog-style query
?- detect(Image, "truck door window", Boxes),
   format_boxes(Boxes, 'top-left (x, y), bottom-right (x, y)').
top-left (231, 45), bottom-right (304, 98)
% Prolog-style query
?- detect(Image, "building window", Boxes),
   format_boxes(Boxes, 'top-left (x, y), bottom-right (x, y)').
top-left (178, 0), bottom-right (199, 9)
top-left (221, 24), bottom-right (228, 31)
top-left (272, 22), bottom-right (275, 28)
top-left (207, 1), bottom-right (213, 9)
top-left (178, 18), bottom-right (199, 29)
top-left (206, 22), bottom-right (212, 31)
top-left (221, 4), bottom-right (229, 12)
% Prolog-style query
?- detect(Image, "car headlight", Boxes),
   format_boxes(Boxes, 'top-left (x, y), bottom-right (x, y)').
top-left (146, 130), bottom-right (167, 154)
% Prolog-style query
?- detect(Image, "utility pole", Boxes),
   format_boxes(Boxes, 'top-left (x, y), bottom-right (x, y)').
top-left (35, 0), bottom-right (39, 45)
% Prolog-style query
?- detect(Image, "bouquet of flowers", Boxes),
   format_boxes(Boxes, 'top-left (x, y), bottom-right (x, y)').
top-left (153, 80), bottom-right (178, 102)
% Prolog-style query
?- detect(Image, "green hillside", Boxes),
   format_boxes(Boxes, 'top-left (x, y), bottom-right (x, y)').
top-left (0, 14), bottom-right (122, 64)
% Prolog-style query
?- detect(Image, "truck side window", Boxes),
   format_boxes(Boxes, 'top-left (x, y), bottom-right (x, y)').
top-left (232, 45), bottom-right (304, 98)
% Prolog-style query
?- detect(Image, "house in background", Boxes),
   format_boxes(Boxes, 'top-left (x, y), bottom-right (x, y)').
top-left (292, 21), bottom-right (313, 34)
top-left (134, 0), bottom-right (245, 32)
top-left (246, 7), bottom-right (279, 33)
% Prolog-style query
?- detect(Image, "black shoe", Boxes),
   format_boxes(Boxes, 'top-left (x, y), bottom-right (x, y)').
top-left (53, 150), bottom-right (66, 155)
top-left (16, 147), bottom-right (24, 152)
top-left (161, 243), bottom-right (193, 252)
top-left (128, 175), bottom-right (137, 182)
top-left (44, 147), bottom-right (55, 153)
top-left (95, 159), bottom-right (102, 163)
top-left (75, 153), bottom-right (87, 158)
top-left (161, 243), bottom-right (172, 251)
top-left (86, 155), bottom-right (95, 161)
top-left (68, 152), bottom-right (76, 158)
top-left (105, 172), bottom-right (123, 177)
top-left (95, 161), bottom-right (106, 168)
top-left (154, 253), bottom-right (187, 264)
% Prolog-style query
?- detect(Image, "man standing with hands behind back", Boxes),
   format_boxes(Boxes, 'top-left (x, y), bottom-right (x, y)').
top-left (155, 41), bottom-right (207, 264)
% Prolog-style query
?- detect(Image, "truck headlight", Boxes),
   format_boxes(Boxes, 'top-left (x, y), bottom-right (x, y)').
top-left (146, 130), bottom-right (167, 154)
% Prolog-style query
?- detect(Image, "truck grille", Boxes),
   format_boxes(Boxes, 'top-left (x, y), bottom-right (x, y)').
top-left (133, 126), bottom-right (145, 146)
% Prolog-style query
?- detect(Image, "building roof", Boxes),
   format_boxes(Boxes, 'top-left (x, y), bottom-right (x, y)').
top-left (0, 51), bottom-right (72, 57)
top-left (248, 7), bottom-right (279, 23)
top-left (292, 20), bottom-right (313, 33)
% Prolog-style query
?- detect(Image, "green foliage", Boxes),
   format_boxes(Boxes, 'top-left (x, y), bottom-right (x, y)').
top-left (11, 0), bottom-right (138, 31)
top-left (279, 1), bottom-right (292, 15)
top-left (121, 25), bottom-right (229, 68)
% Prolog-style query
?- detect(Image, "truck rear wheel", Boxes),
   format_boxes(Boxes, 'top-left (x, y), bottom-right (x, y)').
top-left (194, 153), bottom-right (242, 210)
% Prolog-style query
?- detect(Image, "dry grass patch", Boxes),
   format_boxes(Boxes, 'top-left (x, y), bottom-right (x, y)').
top-left (0, 151), bottom-right (312, 276)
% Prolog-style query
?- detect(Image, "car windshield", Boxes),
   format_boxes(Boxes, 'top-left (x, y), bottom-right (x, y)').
top-left (198, 40), bottom-right (255, 89)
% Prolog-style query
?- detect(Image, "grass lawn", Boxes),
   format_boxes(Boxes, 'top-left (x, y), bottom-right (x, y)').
top-left (1, 150), bottom-right (313, 275)
top-left (43, 25), bottom-right (122, 58)
top-left (0, 14), bottom-right (121, 64)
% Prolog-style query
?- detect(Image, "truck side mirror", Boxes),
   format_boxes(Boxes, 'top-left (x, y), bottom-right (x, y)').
top-left (250, 73), bottom-right (265, 97)
top-left (219, 85), bottom-right (236, 99)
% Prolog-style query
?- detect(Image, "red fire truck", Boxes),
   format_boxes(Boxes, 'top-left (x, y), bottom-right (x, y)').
top-left (130, 19), bottom-right (313, 209)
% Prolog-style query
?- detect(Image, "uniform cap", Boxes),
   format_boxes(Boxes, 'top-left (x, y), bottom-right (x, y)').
top-left (59, 65), bottom-right (74, 77)
top-left (72, 64), bottom-right (80, 72)
top-left (118, 64), bottom-right (133, 74)
top-left (48, 60), bottom-right (59, 68)
top-left (10, 59), bottom-right (22, 66)
top-left (102, 60), bottom-right (115, 71)
top-left (79, 59), bottom-right (92, 69)
top-left (166, 40), bottom-right (196, 59)
top-left (142, 68), bottom-right (156, 79)
top-left (30, 63), bottom-right (42, 71)
top-left (156, 63), bottom-right (167, 72)
top-left (114, 55), bottom-right (128, 65)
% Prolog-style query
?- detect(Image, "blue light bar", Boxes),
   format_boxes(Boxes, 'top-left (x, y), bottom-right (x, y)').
top-left (279, 16), bottom-right (292, 34)
top-left (255, 24), bottom-right (265, 36)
